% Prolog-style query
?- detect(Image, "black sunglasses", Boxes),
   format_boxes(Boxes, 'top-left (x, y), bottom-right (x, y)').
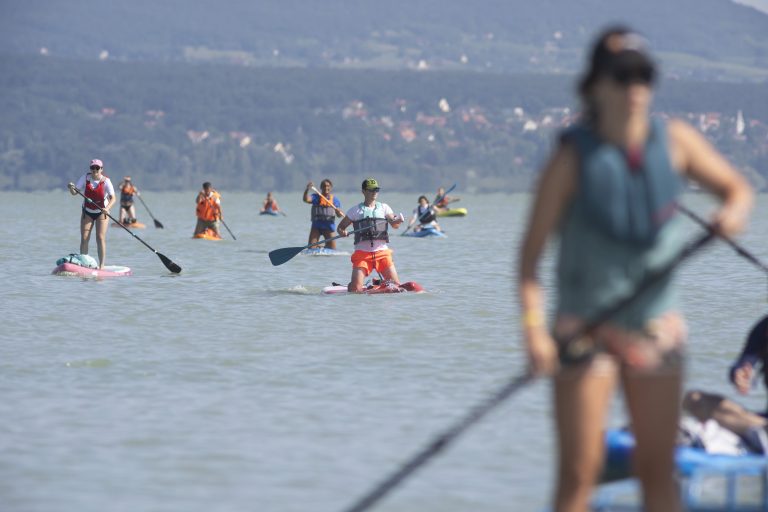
top-left (611, 64), bottom-right (655, 86)
top-left (366, 187), bottom-right (380, 192)
top-left (90, 165), bottom-right (102, 170)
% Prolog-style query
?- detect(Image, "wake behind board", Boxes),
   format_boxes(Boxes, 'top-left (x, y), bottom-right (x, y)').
top-left (52, 262), bottom-right (132, 278)
top-left (322, 281), bottom-right (424, 295)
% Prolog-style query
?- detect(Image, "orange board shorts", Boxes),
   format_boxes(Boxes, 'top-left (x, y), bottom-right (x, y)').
top-left (351, 249), bottom-right (394, 276)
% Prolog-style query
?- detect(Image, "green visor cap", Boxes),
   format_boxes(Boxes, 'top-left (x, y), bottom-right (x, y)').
top-left (362, 178), bottom-right (380, 190)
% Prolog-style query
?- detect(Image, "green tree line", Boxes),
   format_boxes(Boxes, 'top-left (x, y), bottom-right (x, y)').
top-left (1, 54), bottom-right (766, 191)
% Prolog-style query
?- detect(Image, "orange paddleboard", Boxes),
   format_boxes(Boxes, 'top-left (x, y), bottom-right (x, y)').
top-left (193, 228), bottom-right (222, 240)
top-left (112, 222), bottom-right (146, 229)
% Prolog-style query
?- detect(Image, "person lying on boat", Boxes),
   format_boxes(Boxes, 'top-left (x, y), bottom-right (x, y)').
top-left (407, 195), bottom-right (442, 233)
top-left (682, 314), bottom-right (768, 454)
top-left (434, 186), bottom-right (460, 211)
top-left (261, 192), bottom-right (280, 214)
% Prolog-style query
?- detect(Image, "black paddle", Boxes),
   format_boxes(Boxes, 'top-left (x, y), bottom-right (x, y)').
top-left (339, 230), bottom-right (716, 512)
top-left (269, 225), bottom-right (375, 266)
top-left (677, 204), bottom-right (768, 275)
top-left (70, 186), bottom-right (182, 274)
top-left (221, 217), bottom-right (237, 240)
top-left (136, 194), bottom-right (164, 228)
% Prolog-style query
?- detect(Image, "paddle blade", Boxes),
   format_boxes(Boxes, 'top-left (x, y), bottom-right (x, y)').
top-left (158, 252), bottom-right (182, 273)
top-left (154, 219), bottom-right (164, 229)
top-left (269, 246), bottom-right (304, 266)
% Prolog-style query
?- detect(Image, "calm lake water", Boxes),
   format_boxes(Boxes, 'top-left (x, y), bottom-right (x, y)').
top-left (1, 190), bottom-right (767, 512)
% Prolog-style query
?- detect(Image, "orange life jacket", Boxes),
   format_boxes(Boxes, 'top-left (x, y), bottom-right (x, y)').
top-left (196, 191), bottom-right (221, 221)
top-left (120, 183), bottom-right (136, 203)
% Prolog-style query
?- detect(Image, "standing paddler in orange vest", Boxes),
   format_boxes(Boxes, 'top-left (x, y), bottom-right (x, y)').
top-left (118, 176), bottom-right (140, 226)
top-left (194, 182), bottom-right (222, 238)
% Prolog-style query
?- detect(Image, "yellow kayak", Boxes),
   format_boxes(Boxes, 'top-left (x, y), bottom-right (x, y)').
top-left (436, 207), bottom-right (467, 217)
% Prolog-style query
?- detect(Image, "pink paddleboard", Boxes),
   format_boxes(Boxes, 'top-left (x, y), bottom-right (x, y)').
top-left (52, 262), bottom-right (132, 278)
top-left (322, 281), bottom-right (424, 295)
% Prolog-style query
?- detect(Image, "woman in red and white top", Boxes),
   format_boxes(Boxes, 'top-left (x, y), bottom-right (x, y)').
top-left (68, 158), bottom-right (116, 268)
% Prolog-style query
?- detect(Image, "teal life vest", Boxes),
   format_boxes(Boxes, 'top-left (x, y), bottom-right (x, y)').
top-left (352, 202), bottom-right (389, 245)
top-left (556, 118), bottom-right (685, 330)
top-left (560, 117), bottom-right (682, 245)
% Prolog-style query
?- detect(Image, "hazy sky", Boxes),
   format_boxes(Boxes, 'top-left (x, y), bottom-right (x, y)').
top-left (733, 0), bottom-right (768, 13)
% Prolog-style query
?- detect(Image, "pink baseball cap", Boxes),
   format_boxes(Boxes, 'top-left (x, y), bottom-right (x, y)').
top-left (90, 159), bottom-right (103, 168)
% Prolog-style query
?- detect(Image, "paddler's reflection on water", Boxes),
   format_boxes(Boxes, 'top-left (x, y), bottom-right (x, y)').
top-left (336, 177), bottom-right (405, 293)
top-left (516, 25), bottom-right (753, 512)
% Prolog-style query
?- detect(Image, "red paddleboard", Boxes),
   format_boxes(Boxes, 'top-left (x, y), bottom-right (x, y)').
top-left (322, 281), bottom-right (424, 295)
top-left (52, 262), bottom-right (132, 278)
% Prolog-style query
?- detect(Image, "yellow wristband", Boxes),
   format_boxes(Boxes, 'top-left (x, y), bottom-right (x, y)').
top-left (522, 310), bottom-right (545, 328)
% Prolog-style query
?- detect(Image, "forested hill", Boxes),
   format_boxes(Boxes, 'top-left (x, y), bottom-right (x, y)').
top-left (2, 0), bottom-right (767, 80)
top-left (2, 54), bottom-right (766, 192)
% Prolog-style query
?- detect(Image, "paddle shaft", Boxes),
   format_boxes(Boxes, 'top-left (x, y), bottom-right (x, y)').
top-left (220, 217), bottom-right (237, 240)
top-left (340, 230), bottom-right (715, 512)
top-left (136, 194), bottom-right (164, 228)
top-left (677, 204), bottom-right (768, 275)
top-left (70, 187), bottom-right (181, 273)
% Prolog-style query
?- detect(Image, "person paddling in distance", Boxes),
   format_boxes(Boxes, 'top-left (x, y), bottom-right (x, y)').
top-left (434, 186), bottom-right (460, 212)
top-left (337, 178), bottom-right (405, 292)
top-left (67, 158), bottom-right (116, 269)
top-left (117, 176), bottom-right (140, 225)
top-left (194, 182), bottom-right (222, 237)
top-left (302, 179), bottom-right (344, 249)
top-left (407, 195), bottom-right (442, 233)
top-left (517, 27), bottom-right (752, 512)
top-left (260, 191), bottom-right (280, 214)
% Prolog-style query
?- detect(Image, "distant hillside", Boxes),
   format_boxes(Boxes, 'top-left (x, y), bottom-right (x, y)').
top-left (1, 54), bottom-right (765, 192)
top-left (2, 0), bottom-right (768, 80)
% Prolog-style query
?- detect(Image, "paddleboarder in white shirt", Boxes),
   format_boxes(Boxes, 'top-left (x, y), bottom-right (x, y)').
top-left (68, 158), bottom-right (116, 269)
top-left (337, 177), bottom-right (404, 292)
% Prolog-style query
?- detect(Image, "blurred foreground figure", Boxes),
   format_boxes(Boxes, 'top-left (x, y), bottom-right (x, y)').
top-left (517, 26), bottom-right (753, 512)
